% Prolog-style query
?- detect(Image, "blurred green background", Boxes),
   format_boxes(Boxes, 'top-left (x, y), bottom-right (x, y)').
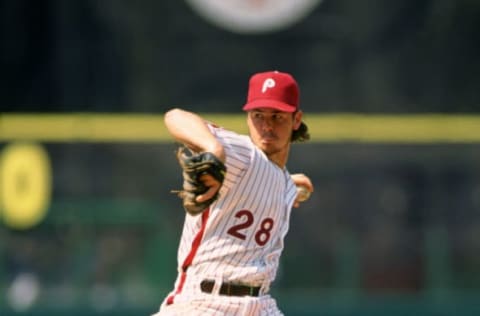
top-left (1, 0), bottom-right (480, 315)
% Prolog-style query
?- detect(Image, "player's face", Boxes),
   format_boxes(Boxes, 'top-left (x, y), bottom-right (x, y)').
top-left (247, 108), bottom-right (302, 163)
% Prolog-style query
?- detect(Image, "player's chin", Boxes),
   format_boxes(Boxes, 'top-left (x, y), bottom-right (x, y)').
top-left (259, 138), bottom-right (279, 148)
top-left (258, 143), bottom-right (277, 154)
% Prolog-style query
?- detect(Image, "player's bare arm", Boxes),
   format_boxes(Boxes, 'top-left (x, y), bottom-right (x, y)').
top-left (164, 108), bottom-right (226, 203)
top-left (164, 108), bottom-right (225, 160)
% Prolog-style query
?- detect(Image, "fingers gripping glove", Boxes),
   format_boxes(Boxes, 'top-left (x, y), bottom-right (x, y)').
top-left (174, 146), bottom-right (226, 216)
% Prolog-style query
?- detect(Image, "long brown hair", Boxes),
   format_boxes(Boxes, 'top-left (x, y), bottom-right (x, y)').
top-left (291, 113), bottom-right (310, 142)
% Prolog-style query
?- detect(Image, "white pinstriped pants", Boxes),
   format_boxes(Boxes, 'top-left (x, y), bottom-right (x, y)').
top-left (152, 293), bottom-right (283, 316)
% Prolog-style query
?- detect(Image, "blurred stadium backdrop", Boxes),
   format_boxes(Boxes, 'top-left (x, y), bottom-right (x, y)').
top-left (1, 1), bottom-right (480, 315)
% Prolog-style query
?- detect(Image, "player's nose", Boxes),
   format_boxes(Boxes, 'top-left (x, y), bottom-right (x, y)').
top-left (261, 119), bottom-right (274, 131)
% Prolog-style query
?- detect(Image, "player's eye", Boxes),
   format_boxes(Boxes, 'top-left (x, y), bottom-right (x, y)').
top-left (252, 112), bottom-right (263, 119)
top-left (272, 114), bottom-right (285, 122)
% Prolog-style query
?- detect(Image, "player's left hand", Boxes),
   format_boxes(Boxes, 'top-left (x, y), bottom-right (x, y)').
top-left (291, 173), bottom-right (313, 208)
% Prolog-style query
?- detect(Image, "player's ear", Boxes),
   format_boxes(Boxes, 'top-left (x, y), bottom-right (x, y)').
top-left (293, 111), bottom-right (303, 130)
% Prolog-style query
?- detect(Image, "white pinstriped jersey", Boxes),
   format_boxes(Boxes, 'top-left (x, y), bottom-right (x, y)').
top-left (171, 124), bottom-right (297, 291)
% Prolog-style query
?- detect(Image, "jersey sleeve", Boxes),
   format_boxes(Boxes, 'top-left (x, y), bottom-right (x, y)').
top-left (207, 124), bottom-right (252, 190)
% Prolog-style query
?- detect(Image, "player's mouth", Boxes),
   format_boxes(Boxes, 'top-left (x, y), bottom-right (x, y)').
top-left (261, 134), bottom-right (277, 143)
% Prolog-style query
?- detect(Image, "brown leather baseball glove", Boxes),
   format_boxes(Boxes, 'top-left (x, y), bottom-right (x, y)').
top-left (173, 146), bottom-right (226, 216)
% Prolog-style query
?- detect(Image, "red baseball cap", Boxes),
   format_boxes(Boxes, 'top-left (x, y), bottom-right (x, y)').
top-left (242, 71), bottom-right (299, 113)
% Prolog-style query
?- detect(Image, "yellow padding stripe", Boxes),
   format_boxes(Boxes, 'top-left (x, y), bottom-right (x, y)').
top-left (1, 113), bottom-right (480, 143)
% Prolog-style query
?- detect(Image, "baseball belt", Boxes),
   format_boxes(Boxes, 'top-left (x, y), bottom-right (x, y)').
top-left (200, 280), bottom-right (261, 297)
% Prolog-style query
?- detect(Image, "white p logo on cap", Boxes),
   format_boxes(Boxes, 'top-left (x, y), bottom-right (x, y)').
top-left (262, 78), bottom-right (275, 93)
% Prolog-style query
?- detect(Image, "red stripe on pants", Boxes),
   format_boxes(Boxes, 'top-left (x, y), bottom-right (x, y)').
top-left (166, 208), bottom-right (210, 305)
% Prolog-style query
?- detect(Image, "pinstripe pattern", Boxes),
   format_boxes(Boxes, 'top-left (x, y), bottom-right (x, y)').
top-left (157, 125), bottom-right (296, 315)
top-left (154, 294), bottom-right (283, 316)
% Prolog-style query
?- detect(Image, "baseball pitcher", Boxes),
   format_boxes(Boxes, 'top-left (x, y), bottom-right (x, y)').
top-left (153, 71), bottom-right (313, 316)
